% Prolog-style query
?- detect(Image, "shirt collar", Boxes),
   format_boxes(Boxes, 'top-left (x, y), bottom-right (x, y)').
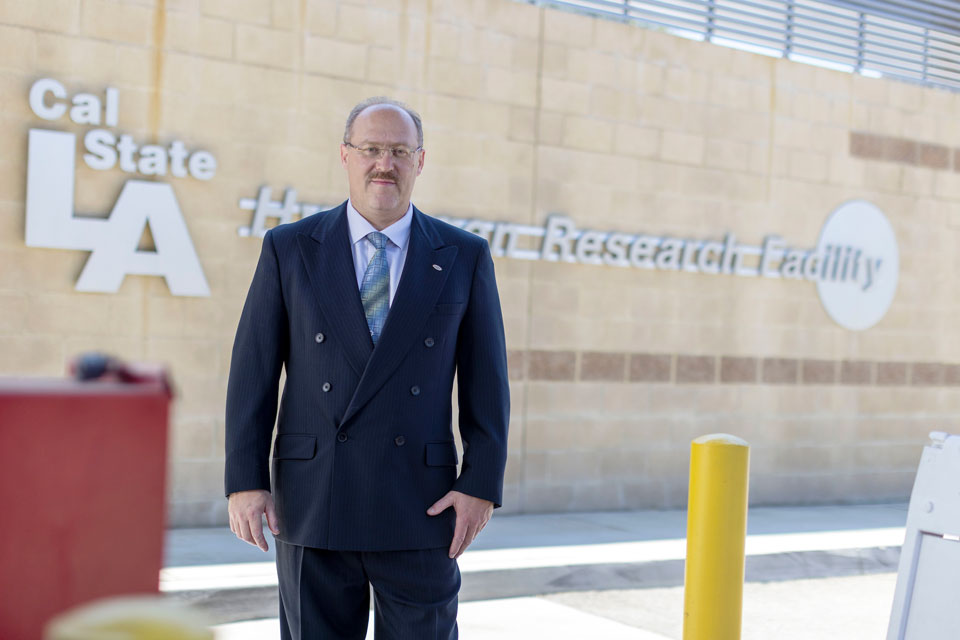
top-left (346, 200), bottom-right (413, 250)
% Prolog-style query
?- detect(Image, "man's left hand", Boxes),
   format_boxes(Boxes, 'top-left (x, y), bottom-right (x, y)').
top-left (427, 490), bottom-right (494, 559)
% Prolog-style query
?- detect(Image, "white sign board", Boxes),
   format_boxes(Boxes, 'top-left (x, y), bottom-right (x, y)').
top-left (887, 432), bottom-right (960, 639)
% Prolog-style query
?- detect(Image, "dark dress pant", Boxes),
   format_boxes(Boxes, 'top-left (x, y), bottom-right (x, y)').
top-left (276, 539), bottom-right (459, 640)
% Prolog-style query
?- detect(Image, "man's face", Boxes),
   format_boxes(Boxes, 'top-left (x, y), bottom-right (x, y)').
top-left (340, 105), bottom-right (424, 225)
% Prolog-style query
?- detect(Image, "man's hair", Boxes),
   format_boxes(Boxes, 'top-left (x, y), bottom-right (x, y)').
top-left (343, 96), bottom-right (424, 148)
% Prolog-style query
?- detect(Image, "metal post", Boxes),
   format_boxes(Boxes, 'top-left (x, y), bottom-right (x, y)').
top-left (855, 11), bottom-right (867, 73)
top-left (922, 28), bottom-right (930, 82)
top-left (784, 0), bottom-right (795, 59)
top-left (683, 434), bottom-right (750, 640)
top-left (705, 0), bottom-right (717, 43)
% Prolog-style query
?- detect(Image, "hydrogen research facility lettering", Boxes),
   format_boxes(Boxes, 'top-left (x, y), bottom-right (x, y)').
top-left (237, 187), bottom-right (899, 332)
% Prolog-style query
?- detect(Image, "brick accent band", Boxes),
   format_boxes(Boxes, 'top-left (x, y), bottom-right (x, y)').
top-left (509, 349), bottom-right (960, 387)
top-left (850, 131), bottom-right (959, 171)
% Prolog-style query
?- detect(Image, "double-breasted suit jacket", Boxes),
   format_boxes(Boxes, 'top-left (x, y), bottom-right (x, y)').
top-left (225, 202), bottom-right (510, 552)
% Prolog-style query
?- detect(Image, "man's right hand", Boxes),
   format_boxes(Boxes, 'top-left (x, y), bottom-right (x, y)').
top-left (228, 489), bottom-right (280, 552)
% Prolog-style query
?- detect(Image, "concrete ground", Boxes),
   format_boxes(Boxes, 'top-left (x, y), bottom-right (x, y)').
top-left (213, 573), bottom-right (897, 639)
top-left (162, 503), bottom-right (909, 638)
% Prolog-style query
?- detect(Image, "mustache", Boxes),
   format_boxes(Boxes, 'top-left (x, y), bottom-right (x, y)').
top-left (368, 171), bottom-right (399, 183)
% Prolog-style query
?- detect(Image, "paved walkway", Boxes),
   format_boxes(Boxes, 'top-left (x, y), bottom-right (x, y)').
top-left (162, 502), bottom-right (908, 636)
top-left (214, 573), bottom-right (899, 640)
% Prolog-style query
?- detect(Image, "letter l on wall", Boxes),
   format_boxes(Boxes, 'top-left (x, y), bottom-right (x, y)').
top-left (26, 129), bottom-right (108, 249)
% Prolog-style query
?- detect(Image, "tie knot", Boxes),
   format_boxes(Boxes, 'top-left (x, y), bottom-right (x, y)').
top-left (367, 231), bottom-right (388, 250)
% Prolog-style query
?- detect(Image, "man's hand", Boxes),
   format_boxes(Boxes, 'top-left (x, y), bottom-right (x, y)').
top-left (228, 489), bottom-right (280, 552)
top-left (427, 490), bottom-right (494, 559)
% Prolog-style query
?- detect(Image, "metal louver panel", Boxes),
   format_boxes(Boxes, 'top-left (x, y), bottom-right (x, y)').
top-left (525, 0), bottom-right (960, 91)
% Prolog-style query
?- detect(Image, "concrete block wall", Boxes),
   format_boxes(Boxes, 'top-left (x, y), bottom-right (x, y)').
top-left (2, 0), bottom-right (959, 524)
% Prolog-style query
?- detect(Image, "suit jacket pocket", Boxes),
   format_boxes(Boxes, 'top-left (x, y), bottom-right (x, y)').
top-left (274, 434), bottom-right (317, 460)
top-left (425, 441), bottom-right (459, 466)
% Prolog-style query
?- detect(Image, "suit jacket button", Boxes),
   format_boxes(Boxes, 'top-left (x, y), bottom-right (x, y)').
top-left (395, 436), bottom-right (406, 446)
top-left (315, 332), bottom-right (325, 343)
top-left (410, 385), bottom-right (420, 396)
top-left (424, 337), bottom-right (435, 348)
top-left (322, 382), bottom-right (331, 392)
top-left (337, 433), bottom-right (347, 443)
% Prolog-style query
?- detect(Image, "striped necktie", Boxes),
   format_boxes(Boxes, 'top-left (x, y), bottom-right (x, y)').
top-left (360, 231), bottom-right (390, 345)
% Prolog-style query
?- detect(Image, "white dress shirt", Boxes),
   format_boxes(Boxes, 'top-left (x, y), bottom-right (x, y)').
top-left (346, 200), bottom-right (413, 306)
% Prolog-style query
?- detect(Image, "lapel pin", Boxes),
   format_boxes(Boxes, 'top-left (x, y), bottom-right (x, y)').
top-left (432, 264), bottom-right (442, 271)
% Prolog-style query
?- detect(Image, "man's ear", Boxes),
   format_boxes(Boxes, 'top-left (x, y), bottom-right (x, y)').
top-left (416, 148), bottom-right (425, 176)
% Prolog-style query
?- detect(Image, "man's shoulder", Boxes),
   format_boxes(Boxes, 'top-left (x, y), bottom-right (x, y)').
top-left (265, 202), bottom-right (345, 245)
top-left (417, 210), bottom-right (487, 251)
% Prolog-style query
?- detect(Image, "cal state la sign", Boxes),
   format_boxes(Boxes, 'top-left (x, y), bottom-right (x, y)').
top-left (24, 77), bottom-right (212, 297)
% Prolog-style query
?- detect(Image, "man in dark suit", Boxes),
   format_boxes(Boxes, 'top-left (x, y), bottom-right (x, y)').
top-left (224, 97), bottom-right (510, 639)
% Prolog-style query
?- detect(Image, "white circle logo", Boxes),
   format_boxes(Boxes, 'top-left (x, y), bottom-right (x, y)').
top-left (815, 200), bottom-right (899, 331)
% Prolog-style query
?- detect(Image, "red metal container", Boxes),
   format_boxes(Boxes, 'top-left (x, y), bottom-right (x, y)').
top-left (0, 371), bottom-right (172, 640)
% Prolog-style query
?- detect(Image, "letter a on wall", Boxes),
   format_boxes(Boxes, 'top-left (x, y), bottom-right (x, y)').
top-left (25, 128), bottom-right (210, 297)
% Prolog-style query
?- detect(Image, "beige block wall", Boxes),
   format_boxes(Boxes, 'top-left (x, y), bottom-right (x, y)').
top-left (2, 0), bottom-right (959, 525)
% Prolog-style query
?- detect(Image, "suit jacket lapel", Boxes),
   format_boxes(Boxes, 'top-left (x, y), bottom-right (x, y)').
top-left (296, 203), bottom-right (373, 378)
top-left (340, 208), bottom-right (458, 427)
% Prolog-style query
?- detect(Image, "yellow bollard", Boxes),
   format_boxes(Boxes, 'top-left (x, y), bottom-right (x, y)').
top-left (683, 433), bottom-right (750, 640)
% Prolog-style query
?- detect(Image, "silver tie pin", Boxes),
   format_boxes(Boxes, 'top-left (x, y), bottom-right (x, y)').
top-left (432, 264), bottom-right (442, 271)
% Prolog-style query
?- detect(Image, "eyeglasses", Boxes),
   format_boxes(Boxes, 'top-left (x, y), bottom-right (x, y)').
top-left (344, 142), bottom-right (422, 160)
